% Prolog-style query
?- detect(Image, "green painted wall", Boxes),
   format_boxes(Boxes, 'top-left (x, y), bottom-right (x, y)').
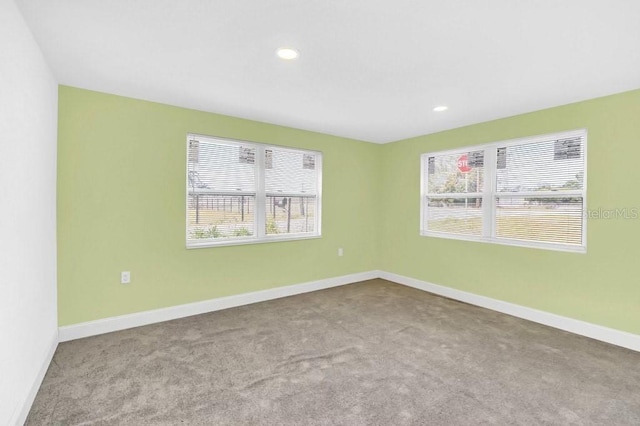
top-left (59, 86), bottom-right (640, 336)
top-left (57, 86), bottom-right (380, 326)
top-left (379, 89), bottom-right (640, 334)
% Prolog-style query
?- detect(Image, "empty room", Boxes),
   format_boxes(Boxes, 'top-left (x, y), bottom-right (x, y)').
top-left (3, 0), bottom-right (640, 424)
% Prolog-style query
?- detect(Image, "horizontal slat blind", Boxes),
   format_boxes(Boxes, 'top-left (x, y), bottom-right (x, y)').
top-left (187, 138), bottom-right (256, 243)
top-left (427, 197), bottom-right (483, 236)
top-left (496, 137), bottom-right (584, 193)
top-left (188, 140), bottom-right (256, 193)
top-left (427, 151), bottom-right (485, 194)
top-left (495, 197), bottom-right (583, 245)
top-left (186, 135), bottom-right (322, 247)
top-left (495, 136), bottom-right (585, 246)
top-left (265, 148), bottom-right (318, 235)
top-left (265, 148), bottom-right (318, 196)
top-left (425, 151), bottom-right (485, 236)
top-left (421, 130), bottom-right (587, 252)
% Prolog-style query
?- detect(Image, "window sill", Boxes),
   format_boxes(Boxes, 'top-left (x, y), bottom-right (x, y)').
top-left (187, 233), bottom-right (322, 249)
top-left (420, 231), bottom-right (586, 254)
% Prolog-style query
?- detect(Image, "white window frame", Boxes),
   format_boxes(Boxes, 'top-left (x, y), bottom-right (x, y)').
top-left (420, 129), bottom-right (587, 253)
top-left (186, 134), bottom-right (322, 248)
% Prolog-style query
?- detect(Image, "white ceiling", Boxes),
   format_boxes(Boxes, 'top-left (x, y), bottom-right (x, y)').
top-left (16, 0), bottom-right (640, 143)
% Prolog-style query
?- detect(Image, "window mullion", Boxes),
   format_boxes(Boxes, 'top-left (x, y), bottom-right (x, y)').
top-left (483, 147), bottom-right (496, 239)
top-left (315, 154), bottom-right (323, 236)
top-left (420, 156), bottom-right (428, 233)
top-left (255, 145), bottom-right (266, 238)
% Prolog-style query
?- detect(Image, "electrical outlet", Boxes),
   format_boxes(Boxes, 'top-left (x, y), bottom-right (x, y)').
top-left (338, 248), bottom-right (344, 257)
top-left (121, 271), bottom-right (131, 284)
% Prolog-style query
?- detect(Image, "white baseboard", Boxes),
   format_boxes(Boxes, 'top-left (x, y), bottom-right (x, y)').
top-left (58, 270), bottom-right (379, 342)
top-left (380, 271), bottom-right (640, 353)
top-left (12, 332), bottom-right (58, 426)
top-left (58, 269), bottom-right (640, 353)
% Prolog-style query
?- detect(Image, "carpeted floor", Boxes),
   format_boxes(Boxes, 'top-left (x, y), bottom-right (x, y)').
top-left (27, 279), bottom-right (640, 425)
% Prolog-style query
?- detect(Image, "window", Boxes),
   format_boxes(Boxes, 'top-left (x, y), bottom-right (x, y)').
top-left (421, 129), bottom-right (586, 252)
top-left (186, 134), bottom-right (322, 248)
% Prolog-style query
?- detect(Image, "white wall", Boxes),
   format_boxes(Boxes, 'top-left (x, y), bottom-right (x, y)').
top-left (0, 1), bottom-right (58, 424)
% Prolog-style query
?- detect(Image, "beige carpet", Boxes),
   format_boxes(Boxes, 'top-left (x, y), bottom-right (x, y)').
top-left (27, 279), bottom-right (640, 425)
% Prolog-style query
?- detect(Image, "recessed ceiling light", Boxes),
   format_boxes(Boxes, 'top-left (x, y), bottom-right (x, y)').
top-left (433, 106), bottom-right (448, 112)
top-left (276, 48), bottom-right (299, 60)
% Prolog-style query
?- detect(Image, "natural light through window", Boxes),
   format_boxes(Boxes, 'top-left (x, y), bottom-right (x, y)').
top-left (421, 129), bottom-right (587, 252)
top-left (186, 134), bottom-right (322, 248)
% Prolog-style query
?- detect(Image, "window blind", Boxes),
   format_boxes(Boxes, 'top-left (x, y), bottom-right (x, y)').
top-left (421, 129), bottom-right (587, 252)
top-left (495, 136), bottom-right (585, 246)
top-left (187, 139), bottom-right (257, 241)
top-left (186, 135), bottom-right (322, 247)
top-left (424, 151), bottom-right (485, 236)
top-left (265, 148), bottom-right (319, 235)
